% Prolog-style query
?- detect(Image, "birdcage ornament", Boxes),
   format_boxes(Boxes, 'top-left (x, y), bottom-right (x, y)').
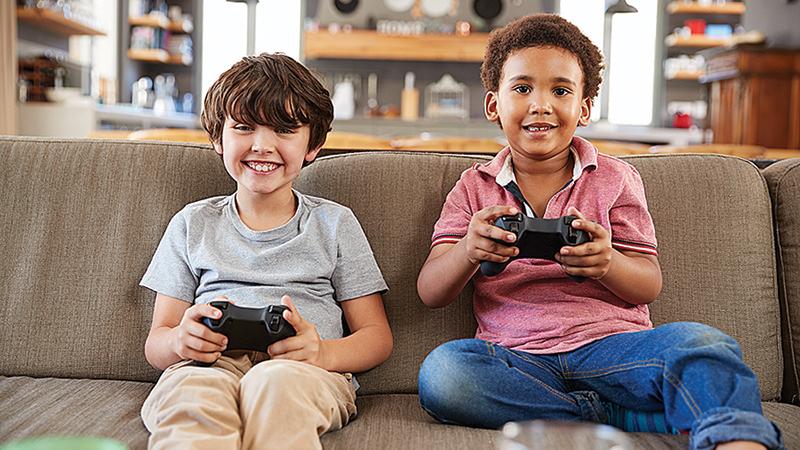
top-left (424, 74), bottom-right (469, 120)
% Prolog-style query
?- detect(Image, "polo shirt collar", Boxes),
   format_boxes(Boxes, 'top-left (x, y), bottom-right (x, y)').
top-left (476, 136), bottom-right (599, 184)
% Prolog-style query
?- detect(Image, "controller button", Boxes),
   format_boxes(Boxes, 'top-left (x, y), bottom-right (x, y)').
top-left (269, 315), bottom-right (281, 332)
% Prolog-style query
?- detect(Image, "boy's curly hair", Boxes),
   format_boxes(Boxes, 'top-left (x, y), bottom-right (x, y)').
top-left (201, 53), bottom-right (333, 152)
top-left (480, 14), bottom-right (604, 103)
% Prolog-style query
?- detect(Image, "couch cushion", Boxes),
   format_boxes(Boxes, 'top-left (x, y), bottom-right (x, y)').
top-left (0, 137), bottom-right (234, 383)
top-left (763, 158), bottom-right (800, 405)
top-left (0, 376), bottom-right (152, 448)
top-left (624, 154), bottom-right (782, 401)
top-left (298, 152), bottom-right (783, 401)
top-left (322, 394), bottom-right (695, 450)
top-left (2, 376), bottom-right (798, 450)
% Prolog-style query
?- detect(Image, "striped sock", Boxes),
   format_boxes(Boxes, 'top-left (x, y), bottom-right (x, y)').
top-left (601, 401), bottom-right (681, 434)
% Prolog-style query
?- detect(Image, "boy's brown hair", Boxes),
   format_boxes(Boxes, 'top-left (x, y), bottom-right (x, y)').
top-left (201, 53), bottom-right (333, 152)
top-left (480, 14), bottom-right (604, 103)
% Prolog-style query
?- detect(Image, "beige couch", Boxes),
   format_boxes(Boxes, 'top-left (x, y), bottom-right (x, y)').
top-left (0, 136), bottom-right (799, 449)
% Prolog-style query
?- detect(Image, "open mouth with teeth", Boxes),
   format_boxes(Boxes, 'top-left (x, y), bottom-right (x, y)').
top-left (523, 124), bottom-right (558, 133)
top-left (243, 161), bottom-right (280, 173)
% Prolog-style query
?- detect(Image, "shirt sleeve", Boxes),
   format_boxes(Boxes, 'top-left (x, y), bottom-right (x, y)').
top-left (139, 209), bottom-right (199, 302)
top-left (331, 208), bottom-right (388, 302)
top-left (431, 170), bottom-right (474, 248)
top-left (609, 165), bottom-right (658, 256)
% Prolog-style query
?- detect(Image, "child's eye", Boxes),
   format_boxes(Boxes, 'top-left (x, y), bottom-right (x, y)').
top-left (233, 124), bottom-right (253, 132)
top-left (275, 128), bottom-right (295, 134)
top-left (554, 87), bottom-right (571, 96)
top-left (514, 85), bottom-right (531, 94)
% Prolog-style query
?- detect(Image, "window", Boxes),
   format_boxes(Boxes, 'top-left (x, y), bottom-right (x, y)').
top-left (560, 0), bottom-right (657, 126)
top-left (201, 0), bottom-right (301, 100)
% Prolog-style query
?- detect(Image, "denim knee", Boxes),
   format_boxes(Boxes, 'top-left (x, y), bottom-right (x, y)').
top-left (418, 340), bottom-right (480, 423)
top-left (667, 322), bottom-right (741, 354)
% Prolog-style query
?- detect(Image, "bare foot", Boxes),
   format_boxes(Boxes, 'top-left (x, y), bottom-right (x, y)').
top-left (716, 441), bottom-right (767, 450)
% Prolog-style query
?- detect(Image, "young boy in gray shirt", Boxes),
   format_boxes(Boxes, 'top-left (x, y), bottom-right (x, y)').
top-left (139, 53), bottom-right (392, 450)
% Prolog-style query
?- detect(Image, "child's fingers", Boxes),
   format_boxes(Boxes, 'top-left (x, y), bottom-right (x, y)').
top-left (476, 238), bottom-right (519, 257)
top-left (472, 247), bottom-right (516, 263)
top-left (187, 303), bottom-right (223, 322)
top-left (267, 334), bottom-right (303, 357)
top-left (476, 205), bottom-right (519, 223)
top-left (482, 224), bottom-right (517, 243)
top-left (570, 218), bottom-right (609, 242)
top-left (185, 333), bottom-right (226, 353)
top-left (188, 320), bottom-right (228, 348)
top-left (567, 206), bottom-right (587, 220)
top-left (280, 295), bottom-right (306, 330)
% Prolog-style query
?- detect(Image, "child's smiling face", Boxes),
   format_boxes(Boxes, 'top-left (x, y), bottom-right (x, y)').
top-left (215, 116), bottom-right (318, 203)
top-left (485, 46), bottom-right (592, 161)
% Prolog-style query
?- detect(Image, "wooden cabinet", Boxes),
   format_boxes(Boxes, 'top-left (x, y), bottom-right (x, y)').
top-left (704, 48), bottom-right (800, 149)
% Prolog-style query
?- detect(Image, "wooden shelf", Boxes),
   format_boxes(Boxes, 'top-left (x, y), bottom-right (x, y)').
top-left (127, 48), bottom-right (192, 65)
top-left (304, 30), bottom-right (488, 62)
top-left (16, 7), bottom-right (105, 36)
top-left (666, 70), bottom-right (704, 80)
top-left (129, 14), bottom-right (193, 33)
top-left (667, 1), bottom-right (745, 15)
top-left (665, 34), bottom-right (731, 48)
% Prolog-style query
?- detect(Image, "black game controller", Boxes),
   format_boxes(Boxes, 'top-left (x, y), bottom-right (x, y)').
top-left (195, 301), bottom-right (296, 366)
top-left (479, 213), bottom-right (590, 280)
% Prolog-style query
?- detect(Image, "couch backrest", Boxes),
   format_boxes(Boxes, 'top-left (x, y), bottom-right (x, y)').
top-left (0, 137), bottom-right (233, 382)
top-left (0, 139), bottom-right (784, 401)
top-left (298, 152), bottom-right (783, 400)
top-left (763, 159), bottom-right (800, 404)
top-left (625, 154), bottom-right (782, 401)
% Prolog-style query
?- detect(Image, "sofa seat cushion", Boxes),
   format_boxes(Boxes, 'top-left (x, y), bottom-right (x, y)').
top-left (3, 378), bottom-right (799, 449)
top-left (0, 376), bottom-right (151, 449)
top-left (323, 394), bottom-right (693, 449)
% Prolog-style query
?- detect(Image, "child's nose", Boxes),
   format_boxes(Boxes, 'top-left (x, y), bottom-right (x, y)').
top-left (251, 131), bottom-right (278, 152)
top-left (528, 97), bottom-right (553, 115)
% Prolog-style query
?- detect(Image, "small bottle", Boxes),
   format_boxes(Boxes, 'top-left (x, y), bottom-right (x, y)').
top-left (401, 71), bottom-right (419, 122)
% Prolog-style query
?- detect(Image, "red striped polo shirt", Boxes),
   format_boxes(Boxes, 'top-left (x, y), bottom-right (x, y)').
top-left (431, 136), bottom-right (657, 353)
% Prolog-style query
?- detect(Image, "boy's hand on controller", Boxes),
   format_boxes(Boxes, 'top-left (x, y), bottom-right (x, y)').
top-left (173, 296), bottom-right (229, 364)
top-left (268, 295), bottom-right (328, 369)
top-left (555, 207), bottom-right (613, 280)
top-left (465, 205), bottom-right (520, 265)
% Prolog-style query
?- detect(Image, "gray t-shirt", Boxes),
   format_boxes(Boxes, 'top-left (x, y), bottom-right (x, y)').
top-left (140, 191), bottom-right (388, 341)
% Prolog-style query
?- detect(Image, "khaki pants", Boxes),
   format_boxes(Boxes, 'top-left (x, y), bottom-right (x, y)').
top-left (141, 352), bottom-right (357, 450)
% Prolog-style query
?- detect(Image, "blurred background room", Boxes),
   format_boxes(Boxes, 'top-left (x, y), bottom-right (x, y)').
top-left (1, 0), bottom-right (799, 160)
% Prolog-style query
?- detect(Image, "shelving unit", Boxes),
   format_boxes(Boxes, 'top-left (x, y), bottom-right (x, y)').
top-left (658, 0), bottom-right (745, 129)
top-left (129, 14), bottom-right (193, 33)
top-left (16, 6), bottom-right (105, 36)
top-left (665, 34), bottom-right (731, 48)
top-left (666, 1), bottom-right (745, 15)
top-left (15, 6), bottom-right (104, 103)
top-left (118, 0), bottom-right (202, 116)
top-left (304, 30), bottom-right (488, 62)
top-left (127, 48), bottom-right (192, 65)
top-left (666, 70), bottom-right (703, 81)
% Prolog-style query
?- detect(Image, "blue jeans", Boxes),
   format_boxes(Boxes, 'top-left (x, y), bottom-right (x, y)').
top-left (417, 322), bottom-right (784, 450)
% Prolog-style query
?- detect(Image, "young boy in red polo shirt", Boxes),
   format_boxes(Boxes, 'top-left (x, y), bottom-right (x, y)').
top-left (416, 14), bottom-right (782, 450)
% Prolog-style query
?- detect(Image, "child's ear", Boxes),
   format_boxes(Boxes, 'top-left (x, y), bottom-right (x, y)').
top-left (577, 97), bottom-right (592, 127)
top-left (484, 91), bottom-right (500, 123)
top-left (305, 146), bottom-right (322, 164)
top-left (213, 141), bottom-right (223, 155)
